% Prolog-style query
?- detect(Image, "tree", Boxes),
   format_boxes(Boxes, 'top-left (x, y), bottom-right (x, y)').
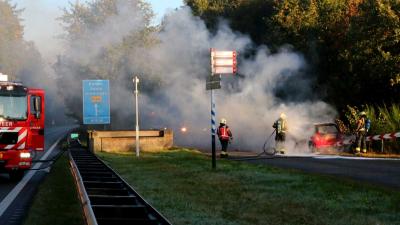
top-left (0, 1), bottom-right (23, 41)
top-left (185, 0), bottom-right (275, 44)
top-left (185, 0), bottom-right (400, 108)
top-left (345, 0), bottom-right (400, 104)
top-left (0, 0), bottom-right (45, 84)
top-left (0, 0), bottom-right (24, 78)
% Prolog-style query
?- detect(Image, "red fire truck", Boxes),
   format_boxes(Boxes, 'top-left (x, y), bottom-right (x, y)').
top-left (0, 73), bottom-right (45, 180)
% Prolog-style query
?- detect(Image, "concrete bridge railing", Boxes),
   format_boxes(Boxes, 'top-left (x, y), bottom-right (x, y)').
top-left (88, 129), bottom-right (173, 153)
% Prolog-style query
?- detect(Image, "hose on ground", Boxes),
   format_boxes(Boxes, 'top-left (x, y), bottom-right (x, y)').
top-left (28, 139), bottom-right (81, 171)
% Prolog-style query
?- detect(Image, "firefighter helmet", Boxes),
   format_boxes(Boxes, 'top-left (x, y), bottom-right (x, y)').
top-left (220, 118), bottom-right (227, 124)
top-left (360, 111), bottom-right (367, 116)
top-left (280, 113), bottom-right (286, 119)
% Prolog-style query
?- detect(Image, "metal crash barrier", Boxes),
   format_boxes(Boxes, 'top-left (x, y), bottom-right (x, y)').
top-left (69, 141), bottom-right (171, 225)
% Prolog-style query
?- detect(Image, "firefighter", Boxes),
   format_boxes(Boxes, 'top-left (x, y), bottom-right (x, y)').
top-left (355, 111), bottom-right (368, 153)
top-left (217, 118), bottom-right (232, 158)
top-left (273, 113), bottom-right (287, 154)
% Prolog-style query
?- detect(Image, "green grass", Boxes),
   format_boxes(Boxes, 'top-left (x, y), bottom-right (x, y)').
top-left (23, 152), bottom-right (84, 225)
top-left (98, 149), bottom-right (400, 225)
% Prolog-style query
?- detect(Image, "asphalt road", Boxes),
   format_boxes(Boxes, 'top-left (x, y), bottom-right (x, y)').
top-left (235, 154), bottom-right (400, 189)
top-left (0, 126), bottom-right (75, 225)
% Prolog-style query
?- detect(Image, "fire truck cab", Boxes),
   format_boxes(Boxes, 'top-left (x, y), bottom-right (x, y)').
top-left (0, 73), bottom-right (45, 180)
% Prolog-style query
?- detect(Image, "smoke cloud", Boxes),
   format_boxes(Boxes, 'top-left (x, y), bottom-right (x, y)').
top-left (12, 1), bottom-right (337, 153)
top-left (65, 0), bottom-right (149, 64)
top-left (11, 0), bottom-right (65, 61)
top-left (126, 8), bottom-right (337, 153)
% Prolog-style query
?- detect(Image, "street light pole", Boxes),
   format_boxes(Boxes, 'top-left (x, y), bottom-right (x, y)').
top-left (133, 76), bottom-right (140, 157)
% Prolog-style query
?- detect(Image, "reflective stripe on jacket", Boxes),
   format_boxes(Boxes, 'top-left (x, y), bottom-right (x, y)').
top-left (273, 118), bottom-right (287, 134)
top-left (218, 125), bottom-right (231, 140)
top-left (357, 117), bottom-right (366, 132)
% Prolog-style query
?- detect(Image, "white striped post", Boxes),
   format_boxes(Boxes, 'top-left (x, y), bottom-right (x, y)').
top-left (211, 87), bottom-right (216, 169)
top-left (210, 48), bottom-right (216, 169)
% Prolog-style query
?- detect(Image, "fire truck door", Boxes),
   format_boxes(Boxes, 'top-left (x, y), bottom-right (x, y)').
top-left (29, 94), bottom-right (45, 151)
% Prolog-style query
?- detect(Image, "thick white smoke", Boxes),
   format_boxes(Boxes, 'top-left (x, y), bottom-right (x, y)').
top-left (125, 8), bottom-right (337, 153)
top-left (17, 1), bottom-right (337, 153)
top-left (66, 0), bottom-right (150, 64)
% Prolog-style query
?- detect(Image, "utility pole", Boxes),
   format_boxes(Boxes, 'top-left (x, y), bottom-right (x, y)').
top-left (133, 76), bottom-right (140, 157)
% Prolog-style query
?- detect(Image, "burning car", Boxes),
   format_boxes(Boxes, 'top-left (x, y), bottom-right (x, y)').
top-left (308, 123), bottom-right (343, 153)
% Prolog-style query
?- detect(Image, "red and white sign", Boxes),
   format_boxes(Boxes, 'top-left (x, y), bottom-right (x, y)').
top-left (337, 131), bottom-right (400, 146)
top-left (211, 48), bottom-right (237, 74)
top-left (366, 132), bottom-right (400, 141)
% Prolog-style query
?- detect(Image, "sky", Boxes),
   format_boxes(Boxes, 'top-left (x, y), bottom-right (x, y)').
top-left (11, 0), bottom-right (183, 59)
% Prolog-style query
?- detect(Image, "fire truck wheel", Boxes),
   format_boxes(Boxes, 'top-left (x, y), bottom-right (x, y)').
top-left (9, 171), bottom-right (25, 181)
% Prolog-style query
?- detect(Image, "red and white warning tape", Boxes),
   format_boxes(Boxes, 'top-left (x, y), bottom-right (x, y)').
top-left (337, 131), bottom-right (400, 146)
top-left (366, 132), bottom-right (400, 141)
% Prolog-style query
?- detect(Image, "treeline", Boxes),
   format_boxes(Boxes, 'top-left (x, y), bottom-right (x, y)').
top-left (0, 0), bottom-right (24, 77)
top-left (0, 0), bottom-right (44, 81)
top-left (0, 0), bottom-right (72, 126)
top-left (185, 0), bottom-right (400, 109)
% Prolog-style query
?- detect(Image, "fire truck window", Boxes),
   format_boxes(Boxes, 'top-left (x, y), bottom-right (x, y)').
top-left (30, 96), bottom-right (42, 114)
top-left (0, 95), bottom-right (27, 120)
top-left (30, 96), bottom-right (37, 113)
top-left (35, 97), bottom-right (41, 113)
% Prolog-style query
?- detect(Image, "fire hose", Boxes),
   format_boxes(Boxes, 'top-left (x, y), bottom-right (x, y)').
top-left (28, 139), bottom-right (81, 170)
top-left (28, 149), bottom-right (68, 170)
top-left (261, 130), bottom-right (276, 155)
top-left (231, 129), bottom-right (277, 161)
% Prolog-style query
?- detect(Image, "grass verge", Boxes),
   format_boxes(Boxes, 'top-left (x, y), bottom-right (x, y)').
top-left (98, 149), bottom-right (400, 225)
top-left (23, 152), bottom-right (84, 225)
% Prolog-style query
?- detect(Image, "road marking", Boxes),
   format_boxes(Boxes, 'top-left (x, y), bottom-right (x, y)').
top-left (312, 155), bottom-right (400, 161)
top-left (277, 154), bottom-right (400, 161)
top-left (0, 136), bottom-right (63, 217)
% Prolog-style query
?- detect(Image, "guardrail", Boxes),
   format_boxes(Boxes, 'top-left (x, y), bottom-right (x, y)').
top-left (68, 141), bottom-right (172, 225)
top-left (69, 151), bottom-right (98, 225)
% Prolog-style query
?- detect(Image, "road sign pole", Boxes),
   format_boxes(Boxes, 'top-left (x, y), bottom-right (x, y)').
top-left (209, 48), bottom-right (237, 169)
top-left (133, 76), bottom-right (140, 157)
top-left (211, 88), bottom-right (216, 169)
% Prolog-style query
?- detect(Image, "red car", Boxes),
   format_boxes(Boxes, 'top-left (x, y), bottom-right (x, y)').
top-left (308, 123), bottom-right (343, 153)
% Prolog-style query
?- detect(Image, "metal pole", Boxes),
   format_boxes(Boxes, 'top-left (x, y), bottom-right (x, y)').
top-left (211, 88), bottom-right (216, 169)
top-left (133, 76), bottom-right (140, 157)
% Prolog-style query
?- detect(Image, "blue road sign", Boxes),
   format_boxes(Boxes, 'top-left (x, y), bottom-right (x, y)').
top-left (83, 80), bottom-right (110, 124)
